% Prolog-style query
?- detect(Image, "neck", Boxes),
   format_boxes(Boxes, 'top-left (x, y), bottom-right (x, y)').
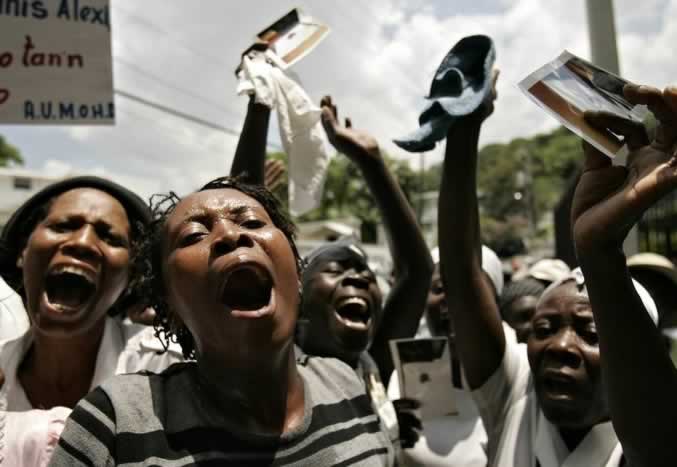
top-left (558, 425), bottom-right (592, 452)
top-left (19, 318), bottom-right (106, 409)
top-left (196, 340), bottom-right (305, 435)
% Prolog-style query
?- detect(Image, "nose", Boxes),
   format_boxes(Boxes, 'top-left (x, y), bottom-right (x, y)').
top-left (61, 224), bottom-right (102, 262)
top-left (341, 269), bottom-right (370, 289)
top-left (211, 220), bottom-right (254, 258)
top-left (546, 327), bottom-right (583, 368)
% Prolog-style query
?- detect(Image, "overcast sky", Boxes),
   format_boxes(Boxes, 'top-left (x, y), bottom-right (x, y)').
top-left (1, 0), bottom-right (675, 199)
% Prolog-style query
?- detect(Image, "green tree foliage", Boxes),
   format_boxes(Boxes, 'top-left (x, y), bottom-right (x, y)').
top-left (268, 125), bottom-right (581, 248)
top-left (0, 135), bottom-right (23, 167)
top-left (267, 151), bottom-right (421, 235)
top-left (476, 126), bottom-right (581, 251)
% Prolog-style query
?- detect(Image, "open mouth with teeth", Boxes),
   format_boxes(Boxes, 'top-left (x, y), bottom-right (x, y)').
top-left (221, 265), bottom-right (273, 313)
top-left (334, 297), bottom-right (372, 331)
top-left (44, 266), bottom-right (97, 312)
top-left (541, 373), bottom-right (579, 399)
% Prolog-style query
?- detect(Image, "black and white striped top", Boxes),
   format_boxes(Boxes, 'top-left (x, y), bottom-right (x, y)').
top-left (48, 354), bottom-right (394, 467)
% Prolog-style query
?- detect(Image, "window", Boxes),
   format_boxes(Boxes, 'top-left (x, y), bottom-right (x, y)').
top-left (13, 177), bottom-right (31, 190)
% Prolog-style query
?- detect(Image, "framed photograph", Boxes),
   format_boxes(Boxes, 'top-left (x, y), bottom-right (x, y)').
top-left (519, 51), bottom-right (648, 158)
top-left (389, 337), bottom-right (458, 419)
top-left (254, 8), bottom-right (330, 69)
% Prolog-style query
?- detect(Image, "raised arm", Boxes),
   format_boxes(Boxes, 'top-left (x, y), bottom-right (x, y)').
top-left (438, 73), bottom-right (505, 390)
top-left (229, 95), bottom-right (271, 184)
top-left (320, 96), bottom-right (433, 383)
top-left (572, 84), bottom-right (677, 467)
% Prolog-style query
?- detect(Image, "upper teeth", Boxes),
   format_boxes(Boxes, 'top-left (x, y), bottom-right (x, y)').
top-left (341, 297), bottom-right (367, 308)
top-left (52, 265), bottom-right (95, 284)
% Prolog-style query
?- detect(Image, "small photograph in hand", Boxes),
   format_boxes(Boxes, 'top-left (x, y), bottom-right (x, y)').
top-left (518, 51), bottom-right (648, 159)
top-left (255, 8), bottom-right (330, 69)
top-left (390, 337), bottom-right (457, 419)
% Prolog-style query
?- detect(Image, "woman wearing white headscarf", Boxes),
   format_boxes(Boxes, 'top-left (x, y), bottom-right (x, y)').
top-left (436, 70), bottom-right (659, 466)
top-left (572, 83), bottom-right (677, 466)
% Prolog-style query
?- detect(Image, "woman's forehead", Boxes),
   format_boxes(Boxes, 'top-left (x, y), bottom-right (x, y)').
top-left (170, 189), bottom-right (266, 223)
top-left (50, 188), bottom-right (129, 224)
top-left (536, 281), bottom-right (592, 315)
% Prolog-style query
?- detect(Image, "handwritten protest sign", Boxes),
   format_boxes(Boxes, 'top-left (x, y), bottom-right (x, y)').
top-left (0, 0), bottom-right (114, 124)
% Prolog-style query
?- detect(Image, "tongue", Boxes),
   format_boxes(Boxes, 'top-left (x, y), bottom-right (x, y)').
top-left (46, 273), bottom-right (94, 309)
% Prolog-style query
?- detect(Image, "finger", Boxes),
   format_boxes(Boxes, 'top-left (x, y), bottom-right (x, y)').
top-left (662, 85), bottom-right (677, 116)
top-left (582, 141), bottom-right (613, 171)
top-left (393, 398), bottom-right (421, 410)
top-left (624, 84), bottom-right (662, 107)
top-left (345, 117), bottom-right (352, 128)
top-left (397, 412), bottom-right (423, 431)
top-left (626, 84), bottom-right (675, 124)
top-left (491, 69), bottom-right (500, 97)
top-left (400, 430), bottom-right (420, 449)
top-left (320, 95), bottom-right (331, 109)
top-left (320, 106), bottom-right (339, 138)
top-left (584, 111), bottom-right (648, 149)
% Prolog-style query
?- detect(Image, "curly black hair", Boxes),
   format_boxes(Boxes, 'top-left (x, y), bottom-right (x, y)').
top-left (133, 176), bottom-right (302, 360)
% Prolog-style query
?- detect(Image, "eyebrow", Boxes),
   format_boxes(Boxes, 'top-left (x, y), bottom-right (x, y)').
top-left (180, 204), bottom-right (261, 225)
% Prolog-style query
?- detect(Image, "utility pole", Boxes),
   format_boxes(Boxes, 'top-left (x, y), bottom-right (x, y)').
top-left (584, 0), bottom-right (638, 255)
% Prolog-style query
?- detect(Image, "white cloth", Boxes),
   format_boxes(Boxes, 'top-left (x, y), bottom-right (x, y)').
top-left (0, 278), bottom-right (29, 343)
top-left (539, 267), bottom-right (659, 325)
top-left (429, 245), bottom-right (504, 296)
top-left (472, 338), bottom-right (623, 467)
top-left (0, 317), bottom-right (183, 466)
top-left (387, 368), bottom-right (488, 467)
top-left (237, 54), bottom-right (332, 216)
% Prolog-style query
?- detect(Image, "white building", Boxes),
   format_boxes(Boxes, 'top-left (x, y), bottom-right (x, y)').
top-left (0, 167), bottom-right (70, 229)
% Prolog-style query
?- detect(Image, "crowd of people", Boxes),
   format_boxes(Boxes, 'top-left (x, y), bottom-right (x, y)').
top-left (0, 39), bottom-right (676, 467)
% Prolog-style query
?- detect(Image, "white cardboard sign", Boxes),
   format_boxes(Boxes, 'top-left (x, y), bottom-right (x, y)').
top-left (0, 0), bottom-right (114, 124)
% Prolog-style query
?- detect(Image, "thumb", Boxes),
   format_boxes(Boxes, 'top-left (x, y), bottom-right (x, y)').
top-left (320, 106), bottom-right (338, 138)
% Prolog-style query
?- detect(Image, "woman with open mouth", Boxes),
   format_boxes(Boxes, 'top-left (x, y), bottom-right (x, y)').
top-left (296, 97), bottom-right (434, 455)
top-left (49, 177), bottom-right (395, 466)
top-left (228, 93), bottom-right (433, 459)
top-left (437, 73), bottom-right (658, 466)
top-left (0, 176), bottom-right (182, 466)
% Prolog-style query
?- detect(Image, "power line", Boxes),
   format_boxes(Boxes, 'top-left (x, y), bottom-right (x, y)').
top-left (114, 56), bottom-right (242, 121)
top-left (114, 89), bottom-right (284, 152)
top-left (113, 4), bottom-right (231, 68)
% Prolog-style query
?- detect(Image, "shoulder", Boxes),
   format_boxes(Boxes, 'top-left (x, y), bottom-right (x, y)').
top-left (296, 349), bottom-right (373, 417)
top-left (0, 280), bottom-right (29, 343)
top-left (97, 363), bottom-right (194, 424)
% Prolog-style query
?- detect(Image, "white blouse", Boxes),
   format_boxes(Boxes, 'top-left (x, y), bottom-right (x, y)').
top-left (0, 317), bottom-right (183, 466)
top-left (0, 278), bottom-right (29, 344)
top-left (472, 338), bottom-right (623, 467)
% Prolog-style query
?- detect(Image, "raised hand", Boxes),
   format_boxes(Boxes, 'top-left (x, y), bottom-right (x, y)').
top-left (572, 84), bottom-right (677, 255)
top-left (320, 96), bottom-right (381, 164)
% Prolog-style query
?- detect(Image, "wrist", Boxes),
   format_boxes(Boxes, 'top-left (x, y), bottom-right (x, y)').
top-left (576, 242), bottom-right (626, 271)
top-left (351, 148), bottom-right (385, 169)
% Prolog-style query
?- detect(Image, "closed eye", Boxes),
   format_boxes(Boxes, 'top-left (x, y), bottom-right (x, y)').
top-left (178, 230), bottom-right (207, 247)
top-left (532, 320), bottom-right (555, 338)
top-left (49, 219), bottom-right (80, 233)
top-left (241, 218), bottom-right (266, 229)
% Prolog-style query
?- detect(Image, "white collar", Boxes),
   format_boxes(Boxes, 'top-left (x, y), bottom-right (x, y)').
top-left (534, 411), bottom-right (620, 467)
top-left (0, 277), bottom-right (17, 302)
top-left (0, 317), bottom-right (125, 410)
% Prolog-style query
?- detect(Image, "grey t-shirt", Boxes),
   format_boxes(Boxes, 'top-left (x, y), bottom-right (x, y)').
top-left (49, 353), bottom-right (394, 466)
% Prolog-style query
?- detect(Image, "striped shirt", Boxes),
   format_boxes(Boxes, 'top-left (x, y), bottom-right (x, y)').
top-left (49, 354), bottom-right (394, 467)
